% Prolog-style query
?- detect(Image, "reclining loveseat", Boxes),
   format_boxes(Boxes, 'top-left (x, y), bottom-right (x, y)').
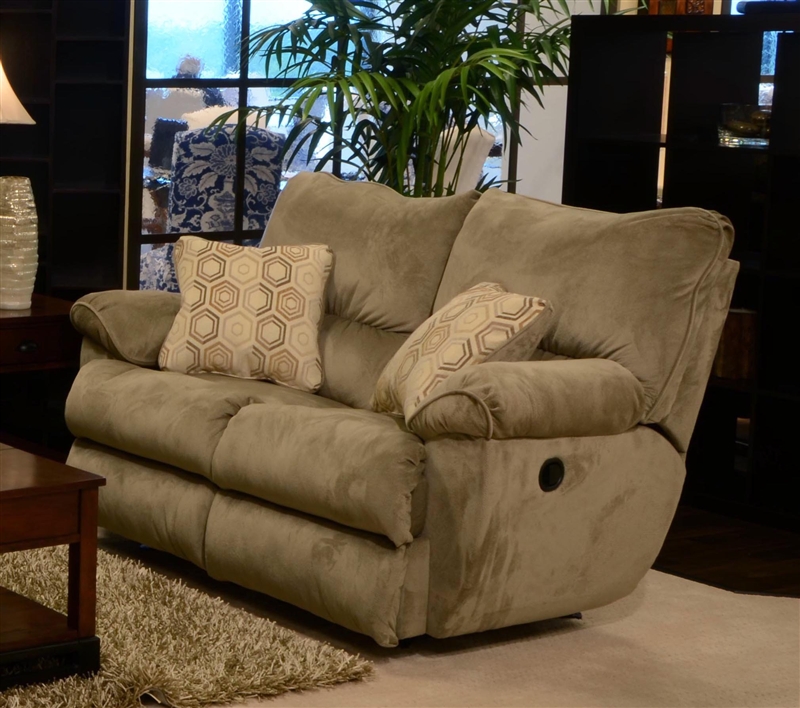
top-left (65, 173), bottom-right (738, 647)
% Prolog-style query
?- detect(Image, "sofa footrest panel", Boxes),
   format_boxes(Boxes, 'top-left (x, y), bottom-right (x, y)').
top-left (424, 426), bottom-right (685, 638)
top-left (204, 491), bottom-right (427, 647)
top-left (212, 401), bottom-right (426, 547)
top-left (67, 440), bottom-right (215, 570)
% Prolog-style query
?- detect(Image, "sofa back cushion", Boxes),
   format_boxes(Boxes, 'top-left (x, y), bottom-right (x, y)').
top-left (434, 190), bottom-right (735, 424)
top-left (260, 173), bottom-right (480, 407)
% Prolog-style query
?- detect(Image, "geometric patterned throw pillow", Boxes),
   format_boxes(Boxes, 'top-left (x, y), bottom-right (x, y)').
top-left (372, 282), bottom-right (552, 421)
top-left (158, 236), bottom-right (333, 392)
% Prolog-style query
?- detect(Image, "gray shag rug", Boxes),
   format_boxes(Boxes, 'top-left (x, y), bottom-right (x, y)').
top-left (0, 547), bottom-right (372, 708)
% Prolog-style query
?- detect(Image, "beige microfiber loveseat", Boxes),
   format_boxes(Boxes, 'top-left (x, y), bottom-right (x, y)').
top-left (65, 173), bottom-right (738, 647)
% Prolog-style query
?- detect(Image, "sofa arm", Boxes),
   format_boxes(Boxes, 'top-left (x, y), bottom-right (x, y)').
top-left (70, 290), bottom-right (181, 367)
top-left (407, 359), bottom-right (646, 441)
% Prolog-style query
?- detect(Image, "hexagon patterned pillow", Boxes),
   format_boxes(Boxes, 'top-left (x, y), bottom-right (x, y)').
top-left (159, 236), bottom-right (333, 392)
top-left (372, 282), bottom-right (553, 421)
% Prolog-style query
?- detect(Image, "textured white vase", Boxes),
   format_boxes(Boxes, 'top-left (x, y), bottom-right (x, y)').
top-left (0, 176), bottom-right (38, 310)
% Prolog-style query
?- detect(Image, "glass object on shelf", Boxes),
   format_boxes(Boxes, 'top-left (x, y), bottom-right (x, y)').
top-left (758, 82), bottom-right (775, 107)
top-left (0, 177), bottom-right (38, 310)
top-left (248, 0), bottom-right (312, 78)
top-left (147, 0), bottom-right (242, 79)
top-left (718, 104), bottom-right (771, 148)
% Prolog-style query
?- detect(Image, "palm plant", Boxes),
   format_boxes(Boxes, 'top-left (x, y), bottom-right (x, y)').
top-left (230, 0), bottom-right (574, 197)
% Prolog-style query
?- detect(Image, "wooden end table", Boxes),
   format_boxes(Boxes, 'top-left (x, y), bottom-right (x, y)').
top-left (0, 294), bottom-right (82, 458)
top-left (0, 445), bottom-right (105, 689)
top-left (0, 294), bottom-right (80, 375)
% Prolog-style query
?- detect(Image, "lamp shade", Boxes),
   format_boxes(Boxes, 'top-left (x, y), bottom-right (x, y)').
top-left (0, 59), bottom-right (35, 125)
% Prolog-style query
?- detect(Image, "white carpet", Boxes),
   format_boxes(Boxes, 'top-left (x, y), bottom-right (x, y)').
top-left (103, 538), bottom-right (800, 708)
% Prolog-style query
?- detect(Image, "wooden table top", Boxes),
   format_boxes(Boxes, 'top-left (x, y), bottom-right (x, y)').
top-left (0, 294), bottom-right (74, 323)
top-left (0, 447), bottom-right (105, 500)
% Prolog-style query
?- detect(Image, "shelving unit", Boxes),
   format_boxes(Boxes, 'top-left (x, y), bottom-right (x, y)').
top-left (563, 13), bottom-right (800, 530)
top-left (0, 0), bottom-right (129, 299)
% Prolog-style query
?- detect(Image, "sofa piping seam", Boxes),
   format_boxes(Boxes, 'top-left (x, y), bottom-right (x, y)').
top-left (71, 300), bottom-right (164, 368)
top-left (407, 389), bottom-right (494, 439)
top-left (644, 215), bottom-right (731, 420)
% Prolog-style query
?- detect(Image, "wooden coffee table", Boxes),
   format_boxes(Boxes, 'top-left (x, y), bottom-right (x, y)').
top-left (0, 445), bottom-right (105, 689)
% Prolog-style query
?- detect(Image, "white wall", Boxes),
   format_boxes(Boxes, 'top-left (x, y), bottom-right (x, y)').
top-left (510, 0), bottom-right (602, 203)
top-left (513, 85), bottom-right (569, 202)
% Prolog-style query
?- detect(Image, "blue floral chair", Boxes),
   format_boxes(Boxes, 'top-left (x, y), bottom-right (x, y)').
top-left (139, 125), bottom-right (284, 292)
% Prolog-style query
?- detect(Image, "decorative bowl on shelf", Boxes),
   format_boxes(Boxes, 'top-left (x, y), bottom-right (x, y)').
top-left (718, 103), bottom-right (771, 148)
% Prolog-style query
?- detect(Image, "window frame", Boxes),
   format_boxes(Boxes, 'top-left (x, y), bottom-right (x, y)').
top-left (126, 0), bottom-right (301, 288)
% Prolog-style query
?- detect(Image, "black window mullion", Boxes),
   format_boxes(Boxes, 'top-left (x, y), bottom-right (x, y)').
top-left (129, 0), bottom-right (297, 286)
top-left (233, 0), bottom-right (251, 246)
top-left (126, 0), bottom-right (149, 289)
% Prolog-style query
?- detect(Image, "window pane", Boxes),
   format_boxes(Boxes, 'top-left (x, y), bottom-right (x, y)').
top-left (143, 87), bottom-right (237, 236)
top-left (247, 87), bottom-right (331, 179)
top-left (248, 0), bottom-right (311, 78)
top-left (481, 115), bottom-right (504, 190)
top-left (147, 0), bottom-right (243, 79)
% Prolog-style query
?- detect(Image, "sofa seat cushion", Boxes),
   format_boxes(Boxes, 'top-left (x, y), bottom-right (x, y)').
top-left (212, 401), bottom-right (427, 547)
top-left (66, 358), bottom-right (345, 479)
top-left (66, 359), bottom-right (427, 546)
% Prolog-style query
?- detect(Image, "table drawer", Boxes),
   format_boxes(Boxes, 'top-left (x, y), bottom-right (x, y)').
top-left (0, 320), bottom-right (80, 368)
top-left (0, 492), bottom-right (80, 547)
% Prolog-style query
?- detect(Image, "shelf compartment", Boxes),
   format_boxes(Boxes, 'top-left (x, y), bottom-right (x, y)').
top-left (686, 387), bottom-right (752, 505)
top-left (53, 84), bottom-right (124, 188)
top-left (764, 154), bottom-right (800, 272)
top-left (55, 0), bottom-right (126, 39)
top-left (0, 0), bottom-right (52, 10)
top-left (0, 13), bottom-right (52, 103)
top-left (771, 32), bottom-right (800, 156)
top-left (56, 40), bottom-right (126, 83)
top-left (758, 276), bottom-right (800, 397)
top-left (0, 107), bottom-right (50, 160)
top-left (668, 30), bottom-right (763, 145)
top-left (51, 192), bottom-right (122, 291)
top-left (751, 393), bottom-right (798, 517)
top-left (663, 146), bottom-right (769, 256)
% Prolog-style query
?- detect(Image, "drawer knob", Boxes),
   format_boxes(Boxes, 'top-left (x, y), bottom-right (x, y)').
top-left (17, 340), bottom-right (39, 354)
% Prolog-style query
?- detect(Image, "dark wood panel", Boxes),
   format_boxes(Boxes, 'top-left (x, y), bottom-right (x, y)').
top-left (564, 13), bottom-right (799, 529)
top-left (0, 491), bottom-right (79, 546)
top-left (0, 587), bottom-right (78, 653)
top-left (0, 294), bottom-right (72, 323)
top-left (771, 32), bottom-right (800, 156)
top-left (0, 319), bottom-right (80, 370)
top-left (0, 447), bottom-right (104, 499)
top-left (668, 30), bottom-right (763, 143)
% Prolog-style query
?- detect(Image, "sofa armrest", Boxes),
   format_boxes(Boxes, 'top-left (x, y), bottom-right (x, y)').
top-left (407, 359), bottom-right (646, 441)
top-left (70, 290), bottom-right (181, 367)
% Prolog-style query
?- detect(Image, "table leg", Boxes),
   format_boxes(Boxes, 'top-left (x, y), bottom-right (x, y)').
top-left (67, 488), bottom-right (98, 637)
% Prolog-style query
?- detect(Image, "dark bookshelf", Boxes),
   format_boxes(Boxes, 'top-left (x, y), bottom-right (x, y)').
top-left (563, 13), bottom-right (800, 531)
top-left (0, 0), bottom-right (129, 299)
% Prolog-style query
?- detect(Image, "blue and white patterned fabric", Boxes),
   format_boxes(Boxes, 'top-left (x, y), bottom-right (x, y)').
top-left (139, 244), bottom-right (180, 292)
top-left (167, 125), bottom-right (284, 234)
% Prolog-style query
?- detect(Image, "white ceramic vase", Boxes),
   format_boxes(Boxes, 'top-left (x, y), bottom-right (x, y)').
top-left (0, 176), bottom-right (38, 310)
